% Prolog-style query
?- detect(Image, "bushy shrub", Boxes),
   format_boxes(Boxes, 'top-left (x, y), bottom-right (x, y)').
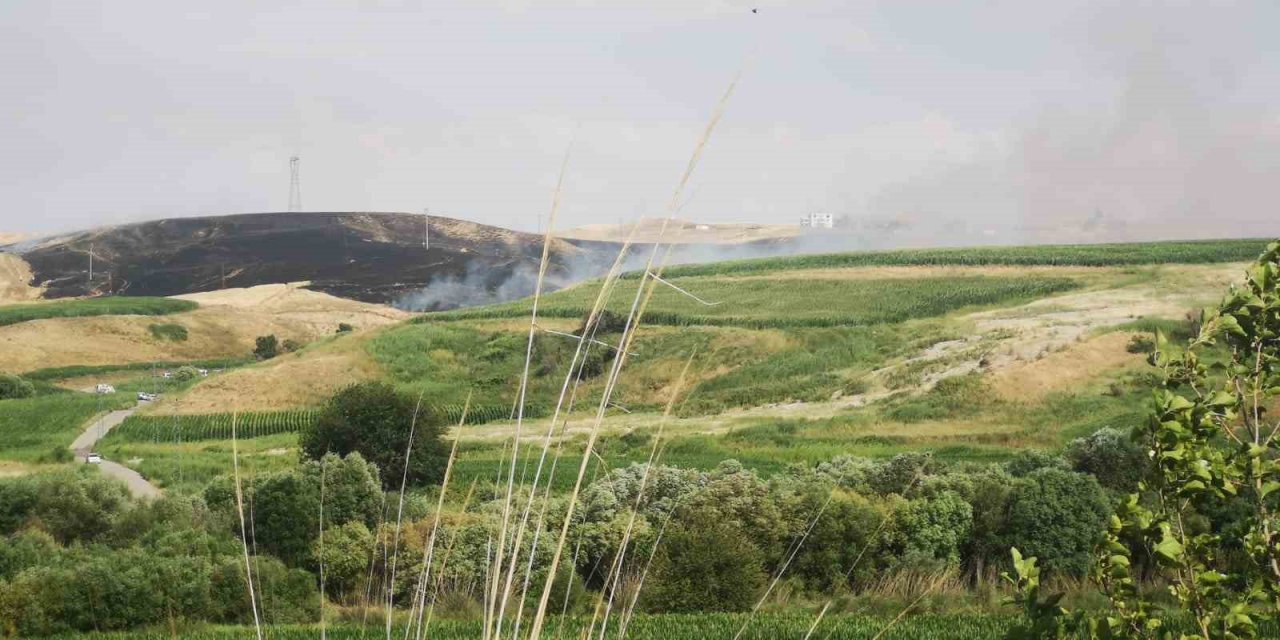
top-left (882, 490), bottom-right (973, 569)
top-left (0, 373), bottom-right (34, 400)
top-left (148, 323), bottom-right (188, 342)
top-left (642, 510), bottom-right (766, 613)
top-left (172, 365), bottom-right (200, 382)
top-left (1003, 450), bottom-right (1067, 477)
top-left (0, 470), bottom-right (132, 544)
top-left (254, 334), bottom-right (279, 360)
top-left (1064, 427), bottom-right (1145, 492)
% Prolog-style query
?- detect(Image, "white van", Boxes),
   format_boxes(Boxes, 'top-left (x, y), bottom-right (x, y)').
top-left (95, 384), bottom-right (115, 394)
top-left (86, 453), bottom-right (102, 464)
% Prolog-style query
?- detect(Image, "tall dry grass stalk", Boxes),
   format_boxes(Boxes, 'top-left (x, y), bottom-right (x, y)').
top-left (230, 412), bottom-right (264, 640)
top-left (489, 141), bottom-right (574, 640)
top-left (525, 71), bottom-right (741, 640)
top-left (385, 394), bottom-right (426, 640)
top-left (319, 455), bottom-right (328, 640)
top-left (406, 393), bottom-right (469, 640)
top-left (590, 352), bottom-right (697, 640)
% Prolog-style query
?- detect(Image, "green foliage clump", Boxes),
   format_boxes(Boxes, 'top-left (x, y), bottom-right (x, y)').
top-left (337, 322), bottom-right (354, 333)
top-left (1064, 427), bottom-right (1145, 492)
top-left (254, 334), bottom-right (280, 360)
top-left (642, 510), bottom-right (766, 613)
top-left (147, 322), bottom-right (188, 341)
top-left (1002, 468), bottom-right (1109, 577)
top-left (300, 382), bottom-right (449, 489)
top-left (204, 452), bottom-right (381, 568)
top-left (171, 365), bottom-right (199, 382)
top-left (0, 373), bottom-right (34, 400)
top-left (1090, 240), bottom-right (1280, 638)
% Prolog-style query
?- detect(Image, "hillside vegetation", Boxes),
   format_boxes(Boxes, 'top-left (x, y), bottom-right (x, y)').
top-left (5, 238), bottom-right (1272, 639)
top-left (0, 297), bottom-right (196, 327)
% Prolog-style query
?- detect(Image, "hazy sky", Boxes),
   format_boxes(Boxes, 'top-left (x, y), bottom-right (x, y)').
top-left (2, 1), bottom-right (1278, 241)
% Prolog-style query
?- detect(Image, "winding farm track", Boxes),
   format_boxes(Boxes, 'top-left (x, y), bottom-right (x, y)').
top-left (69, 403), bottom-right (161, 500)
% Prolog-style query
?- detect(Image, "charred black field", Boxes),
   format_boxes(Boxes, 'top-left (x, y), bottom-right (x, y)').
top-left (14, 212), bottom-right (618, 307)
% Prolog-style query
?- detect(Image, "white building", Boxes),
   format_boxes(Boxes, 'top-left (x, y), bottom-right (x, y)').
top-left (800, 212), bottom-right (834, 229)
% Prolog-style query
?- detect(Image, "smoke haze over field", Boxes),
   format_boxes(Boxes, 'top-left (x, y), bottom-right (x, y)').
top-left (1, 2), bottom-right (1278, 245)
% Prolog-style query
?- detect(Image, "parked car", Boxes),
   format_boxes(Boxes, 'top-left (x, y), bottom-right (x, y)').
top-left (95, 383), bottom-right (115, 394)
top-left (137, 392), bottom-right (157, 401)
top-left (86, 453), bottom-right (102, 464)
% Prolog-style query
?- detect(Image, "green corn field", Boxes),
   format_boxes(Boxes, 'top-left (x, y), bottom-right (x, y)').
top-left (108, 411), bottom-right (317, 442)
top-left (429, 275), bottom-right (1080, 329)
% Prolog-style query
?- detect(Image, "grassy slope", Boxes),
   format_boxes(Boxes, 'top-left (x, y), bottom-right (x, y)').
top-left (48, 239), bottom-right (1268, 492)
top-left (0, 392), bottom-right (135, 463)
top-left (0, 297), bottom-right (196, 327)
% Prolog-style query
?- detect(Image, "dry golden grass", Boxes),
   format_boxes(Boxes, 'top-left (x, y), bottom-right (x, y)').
top-left (988, 332), bottom-right (1145, 401)
top-left (0, 254), bottom-right (42, 304)
top-left (0, 283), bottom-right (407, 372)
top-left (142, 331), bottom-right (383, 414)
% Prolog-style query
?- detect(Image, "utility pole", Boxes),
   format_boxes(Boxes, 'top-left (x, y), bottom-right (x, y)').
top-left (288, 156), bottom-right (302, 212)
top-left (422, 207), bottom-right (430, 250)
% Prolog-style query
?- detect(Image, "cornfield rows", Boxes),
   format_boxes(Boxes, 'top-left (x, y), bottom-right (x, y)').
top-left (431, 276), bottom-right (1080, 329)
top-left (109, 404), bottom-right (545, 443)
top-left (652, 238), bottom-right (1273, 278)
top-left (109, 411), bottom-right (316, 442)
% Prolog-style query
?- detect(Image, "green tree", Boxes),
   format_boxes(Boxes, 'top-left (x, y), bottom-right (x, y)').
top-left (1092, 241), bottom-right (1280, 639)
top-left (300, 382), bottom-right (449, 489)
top-left (1003, 468), bottom-right (1109, 577)
top-left (883, 490), bottom-right (973, 569)
top-left (172, 365), bottom-right (199, 382)
top-left (254, 334), bottom-right (280, 360)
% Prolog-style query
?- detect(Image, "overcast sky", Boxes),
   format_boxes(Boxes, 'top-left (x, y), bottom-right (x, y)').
top-left (2, 1), bottom-right (1278, 242)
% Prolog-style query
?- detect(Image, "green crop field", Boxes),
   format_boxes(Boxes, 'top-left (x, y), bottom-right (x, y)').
top-left (652, 238), bottom-right (1271, 278)
top-left (107, 411), bottom-right (318, 442)
top-left (40, 613), bottom-right (1280, 640)
top-left (0, 297), bottom-right (197, 327)
top-left (429, 275), bottom-right (1080, 329)
top-left (0, 392), bottom-right (134, 462)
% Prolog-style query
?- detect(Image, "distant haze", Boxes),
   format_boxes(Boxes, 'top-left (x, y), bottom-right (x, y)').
top-left (2, 1), bottom-right (1278, 246)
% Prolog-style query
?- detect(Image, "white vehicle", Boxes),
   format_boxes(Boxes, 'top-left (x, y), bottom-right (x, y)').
top-left (86, 453), bottom-right (102, 464)
top-left (161, 371), bottom-right (173, 380)
top-left (197, 368), bottom-right (209, 377)
top-left (94, 383), bottom-right (115, 394)
top-left (137, 392), bottom-right (157, 402)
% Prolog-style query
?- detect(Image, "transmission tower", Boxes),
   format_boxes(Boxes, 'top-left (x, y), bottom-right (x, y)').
top-left (288, 156), bottom-right (302, 212)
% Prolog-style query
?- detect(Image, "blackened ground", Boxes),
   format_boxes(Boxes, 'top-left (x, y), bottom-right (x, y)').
top-left (19, 212), bottom-right (620, 306)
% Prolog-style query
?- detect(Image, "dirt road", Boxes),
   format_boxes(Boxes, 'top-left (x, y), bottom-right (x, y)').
top-left (69, 404), bottom-right (162, 500)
